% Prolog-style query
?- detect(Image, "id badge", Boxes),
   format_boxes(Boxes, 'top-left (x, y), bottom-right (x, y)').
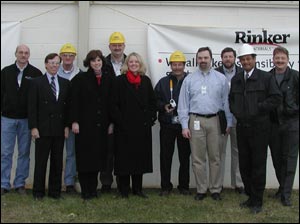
top-left (201, 86), bottom-right (207, 95)
top-left (194, 120), bottom-right (200, 130)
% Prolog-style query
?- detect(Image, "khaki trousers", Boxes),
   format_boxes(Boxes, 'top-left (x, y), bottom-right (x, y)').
top-left (189, 114), bottom-right (222, 194)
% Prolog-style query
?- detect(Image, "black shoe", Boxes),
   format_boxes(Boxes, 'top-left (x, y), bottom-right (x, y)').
top-left (211, 193), bottom-right (222, 201)
top-left (101, 185), bottom-right (111, 193)
top-left (66, 185), bottom-right (77, 194)
top-left (194, 193), bottom-right (206, 201)
top-left (159, 190), bottom-right (170, 196)
top-left (133, 191), bottom-right (148, 198)
top-left (240, 199), bottom-right (252, 208)
top-left (33, 195), bottom-right (44, 201)
top-left (48, 194), bottom-right (63, 200)
top-left (250, 206), bottom-right (262, 214)
top-left (269, 189), bottom-right (281, 199)
top-left (15, 186), bottom-right (26, 195)
top-left (1, 188), bottom-right (9, 195)
top-left (179, 189), bottom-right (192, 195)
top-left (235, 187), bottom-right (244, 194)
top-left (281, 198), bottom-right (292, 206)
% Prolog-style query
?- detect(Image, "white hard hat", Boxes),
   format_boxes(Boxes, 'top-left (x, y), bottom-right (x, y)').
top-left (237, 44), bottom-right (256, 58)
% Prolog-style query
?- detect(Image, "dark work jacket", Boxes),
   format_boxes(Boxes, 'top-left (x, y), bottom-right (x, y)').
top-left (106, 54), bottom-right (127, 76)
top-left (28, 75), bottom-right (70, 136)
top-left (229, 68), bottom-right (282, 123)
top-left (154, 72), bottom-right (187, 129)
top-left (269, 67), bottom-right (299, 130)
top-left (1, 63), bottom-right (42, 118)
top-left (70, 67), bottom-right (114, 173)
top-left (111, 74), bottom-right (157, 175)
top-left (215, 64), bottom-right (243, 77)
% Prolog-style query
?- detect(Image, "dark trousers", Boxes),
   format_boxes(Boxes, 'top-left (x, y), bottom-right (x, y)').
top-left (78, 171), bottom-right (98, 199)
top-left (236, 122), bottom-right (269, 207)
top-left (269, 122), bottom-right (299, 200)
top-left (159, 126), bottom-right (191, 191)
top-left (118, 174), bottom-right (143, 195)
top-left (33, 136), bottom-right (64, 197)
top-left (99, 133), bottom-right (119, 189)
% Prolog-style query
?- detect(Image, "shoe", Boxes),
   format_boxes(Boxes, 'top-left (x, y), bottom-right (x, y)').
top-left (269, 189), bottom-right (281, 199)
top-left (1, 188), bottom-right (9, 195)
top-left (33, 195), bottom-right (44, 201)
top-left (235, 187), bottom-right (245, 194)
top-left (133, 191), bottom-right (148, 198)
top-left (159, 190), bottom-right (170, 196)
top-left (194, 193), bottom-right (206, 201)
top-left (240, 199), bottom-right (252, 208)
top-left (101, 185), bottom-right (111, 193)
top-left (66, 185), bottom-right (77, 194)
top-left (211, 193), bottom-right (222, 201)
top-left (250, 206), bottom-right (262, 214)
top-left (281, 198), bottom-right (292, 206)
top-left (179, 189), bottom-right (192, 195)
top-left (15, 187), bottom-right (26, 195)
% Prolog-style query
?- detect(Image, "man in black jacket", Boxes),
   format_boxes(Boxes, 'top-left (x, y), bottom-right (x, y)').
top-left (1, 45), bottom-right (42, 195)
top-left (28, 53), bottom-right (70, 200)
top-left (154, 51), bottom-right (191, 196)
top-left (268, 46), bottom-right (299, 206)
top-left (229, 44), bottom-right (282, 214)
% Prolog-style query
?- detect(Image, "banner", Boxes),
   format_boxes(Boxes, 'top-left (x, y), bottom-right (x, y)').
top-left (147, 24), bottom-right (299, 86)
top-left (1, 21), bottom-right (21, 69)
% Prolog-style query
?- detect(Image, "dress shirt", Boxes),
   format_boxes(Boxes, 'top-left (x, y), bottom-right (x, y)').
top-left (16, 63), bottom-right (28, 87)
top-left (178, 68), bottom-right (232, 129)
top-left (46, 73), bottom-right (59, 100)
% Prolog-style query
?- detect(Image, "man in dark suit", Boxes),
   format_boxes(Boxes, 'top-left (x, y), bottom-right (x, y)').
top-left (229, 44), bottom-right (282, 214)
top-left (28, 53), bottom-right (70, 200)
top-left (215, 47), bottom-right (244, 194)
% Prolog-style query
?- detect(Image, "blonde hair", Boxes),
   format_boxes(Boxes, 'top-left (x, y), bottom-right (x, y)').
top-left (121, 52), bottom-right (147, 75)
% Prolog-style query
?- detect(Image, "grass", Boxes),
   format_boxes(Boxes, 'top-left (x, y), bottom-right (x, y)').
top-left (1, 188), bottom-right (299, 223)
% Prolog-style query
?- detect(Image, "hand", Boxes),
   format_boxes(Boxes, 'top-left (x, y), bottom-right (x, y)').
top-left (226, 127), bottom-right (231, 135)
top-left (108, 123), bottom-right (114, 134)
top-left (182, 128), bottom-right (191, 139)
top-left (72, 122), bottom-right (79, 134)
top-left (164, 104), bottom-right (175, 113)
top-left (64, 127), bottom-right (69, 139)
top-left (31, 128), bottom-right (40, 139)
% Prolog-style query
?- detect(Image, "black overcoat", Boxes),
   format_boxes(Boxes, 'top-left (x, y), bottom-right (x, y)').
top-left (112, 74), bottom-right (157, 175)
top-left (70, 68), bottom-right (113, 172)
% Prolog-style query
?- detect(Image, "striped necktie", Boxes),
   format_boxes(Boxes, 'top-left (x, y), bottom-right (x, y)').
top-left (51, 76), bottom-right (56, 98)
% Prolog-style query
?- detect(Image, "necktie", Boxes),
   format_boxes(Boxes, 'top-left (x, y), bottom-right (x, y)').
top-left (245, 73), bottom-right (250, 82)
top-left (51, 76), bottom-right (56, 98)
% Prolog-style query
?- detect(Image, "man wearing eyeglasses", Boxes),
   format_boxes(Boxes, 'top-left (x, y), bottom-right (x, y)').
top-left (1, 44), bottom-right (42, 196)
top-left (28, 53), bottom-right (70, 200)
top-left (58, 43), bottom-right (81, 194)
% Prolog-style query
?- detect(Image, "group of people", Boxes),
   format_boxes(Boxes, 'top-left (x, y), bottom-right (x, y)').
top-left (1, 31), bottom-right (298, 215)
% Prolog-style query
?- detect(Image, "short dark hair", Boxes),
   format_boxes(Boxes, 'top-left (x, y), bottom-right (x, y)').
top-left (83, 50), bottom-right (107, 68)
top-left (221, 47), bottom-right (236, 58)
top-left (197, 47), bottom-right (212, 59)
top-left (273, 46), bottom-right (289, 59)
top-left (44, 53), bottom-right (61, 63)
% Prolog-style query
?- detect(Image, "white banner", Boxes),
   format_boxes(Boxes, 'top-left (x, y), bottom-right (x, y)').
top-left (147, 24), bottom-right (299, 86)
top-left (1, 21), bottom-right (21, 69)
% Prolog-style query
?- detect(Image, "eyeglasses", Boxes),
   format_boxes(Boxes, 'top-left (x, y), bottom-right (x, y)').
top-left (47, 61), bottom-right (60, 66)
top-left (61, 53), bottom-right (75, 57)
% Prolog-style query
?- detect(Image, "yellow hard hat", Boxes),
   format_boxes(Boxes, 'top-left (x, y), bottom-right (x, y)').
top-left (109, 32), bottom-right (125, 44)
top-left (60, 43), bottom-right (77, 55)
top-left (169, 50), bottom-right (186, 62)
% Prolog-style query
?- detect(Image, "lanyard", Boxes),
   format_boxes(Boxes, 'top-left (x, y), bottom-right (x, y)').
top-left (169, 79), bottom-right (173, 100)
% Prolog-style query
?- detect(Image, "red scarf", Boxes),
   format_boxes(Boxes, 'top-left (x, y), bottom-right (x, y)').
top-left (126, 71), bottom-right (141, 88)
top-left (95, 70), bottom-right (102, 86)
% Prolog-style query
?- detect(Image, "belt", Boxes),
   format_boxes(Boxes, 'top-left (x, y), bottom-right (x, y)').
top-left (189, 113), bottom-right (217, 118)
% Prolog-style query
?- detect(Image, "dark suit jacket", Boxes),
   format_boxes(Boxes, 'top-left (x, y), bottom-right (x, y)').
top-left (28, 74), bottom-right (70, 136)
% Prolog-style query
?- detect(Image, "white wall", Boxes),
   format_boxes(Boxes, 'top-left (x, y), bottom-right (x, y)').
top-left (1, 1), bottom-right (299, 189)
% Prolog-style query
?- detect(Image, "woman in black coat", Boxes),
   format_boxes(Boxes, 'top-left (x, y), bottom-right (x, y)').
top-left (111, 52), bottom-right (157, 198)
top-left (70, 50), bottom-right (114, 200)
